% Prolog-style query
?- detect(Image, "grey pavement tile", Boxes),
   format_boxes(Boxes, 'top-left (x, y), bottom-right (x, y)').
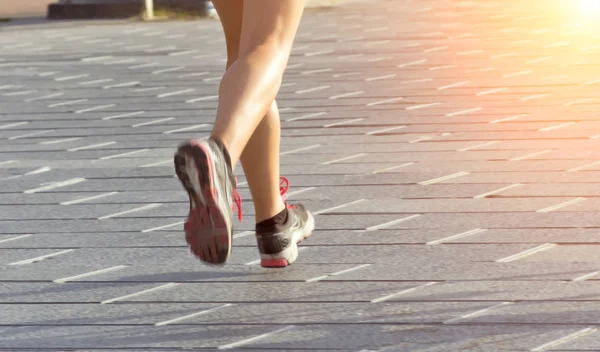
top-left (244, 324), bottom-right (583, 351)
top-left (94, 281), bottom-right (420, 303)
top-left (0, 324), bottom-right (282, 349)
top-left (0, 282), bottom-right (180, 303)
top-left (468, 301), bottom-right (600, 324)
top-left (1, 302), bottom-right (223, 325)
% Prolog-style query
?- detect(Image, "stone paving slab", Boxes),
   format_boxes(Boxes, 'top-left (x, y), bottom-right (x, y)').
top-left (4, 0), bottom-right (600, 350)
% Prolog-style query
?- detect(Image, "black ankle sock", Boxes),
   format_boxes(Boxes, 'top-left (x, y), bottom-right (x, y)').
top-left (209, 137), bottom-right (233, 171)
top-left (256, 208), bottom-right (288, 229)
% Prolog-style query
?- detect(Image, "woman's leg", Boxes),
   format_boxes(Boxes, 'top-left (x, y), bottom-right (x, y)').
top-left (173, 0), bottom-right (307, 265)
top-left (210, 0), bottom-right (304, 166)
top-left (212, 0), bottom-right (287, 223)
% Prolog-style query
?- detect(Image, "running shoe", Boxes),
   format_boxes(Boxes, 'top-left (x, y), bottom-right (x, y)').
top-left (173, 138), bottom-right (241, 265)
top-left (256, 177), bottom-right (315, 268)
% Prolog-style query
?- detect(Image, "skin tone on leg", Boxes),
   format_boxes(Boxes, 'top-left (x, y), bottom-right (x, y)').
top-left (211, 0), bottom-right (304, 222)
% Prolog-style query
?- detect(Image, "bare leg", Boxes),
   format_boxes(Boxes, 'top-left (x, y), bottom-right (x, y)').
top-left (212, 0), bottom-right (303, 222)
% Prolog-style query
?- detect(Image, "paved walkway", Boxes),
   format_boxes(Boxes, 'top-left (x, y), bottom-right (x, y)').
top-left (2, 0), bottom-right (600, 351)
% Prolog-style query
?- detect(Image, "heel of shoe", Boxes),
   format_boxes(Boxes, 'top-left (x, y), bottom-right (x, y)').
top-left (260, 242), bottom-right (298, 268)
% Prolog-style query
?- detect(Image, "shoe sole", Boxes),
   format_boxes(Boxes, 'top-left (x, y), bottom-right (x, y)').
top-left (260, 212), bottom-right (315, 268)
top-left (174, 142), bottom-right (231, 265)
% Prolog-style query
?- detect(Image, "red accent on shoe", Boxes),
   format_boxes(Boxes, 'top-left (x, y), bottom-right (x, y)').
top-left (279, 176), bottom-right (296, 209)
top-left (261, 258), bottom-right (289, 268)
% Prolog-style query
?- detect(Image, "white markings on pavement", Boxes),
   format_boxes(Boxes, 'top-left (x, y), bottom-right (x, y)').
top-left (372, 162), bottom-right (414, 174)
top-left (48, 99), bottom-right (88, 107)
top-left (129, 62), bottom-right (159, 69)
top-left (446, 107), bottom-right (483, 117)
top-left (25, 91), bottom-right (64, 102)
top-left (75, 104), bottom-right (116, 114)
top-left (430, 65), bottom-right (457, 71)
top-left (572, 271), bottom-right (600, 282)
top-left (295, 85), bottom-right (330, 94)
top-left (79, 78), bottom-right (114, 86)
top-left (456, 141), bottom-right (500, 152)
top-left (302, 68), bottom-right (333, 75)
top-left (39, 137), bottom-right (82, 145)
top-left (564, 98), bottom-right (597, 106)
top-left (142, 221), bottom-right (184, 233)
top-left (0, 122), bottom-right (28, 129)
top-left (305, 49), bottom-right (334, 57)
top-left (437, 81), bottom-right (470, 90)
top-left (511, 150), bottom-right (552, 161)
top-left (24, 178), bottom-right (85, 194)
top-left (152, 66), bottom-right (184, 74)
top-left (3, 90), bottom-right (37, 96)
top-left (61, 192), bottom-right (119, 205)
top-left (132, 117), bottom-right (175, 127)
top-left (424, 45), bottom-right (448, 52)
top-left (98, 203), bottom-right (162, 220)
top-left (537, 198), bottom-right (586, 213)
top-left (101, 283), bottom-right (181, 304)
top-left (218, 326), bottom-right (296, 350)
top-left (324, 118), bottom-right (364, 127)
top-left (158, 88), bottom-right (195, 98)
top-left (476, 87), bottom-right (508, 96)
top-left (427, 228), bottom-right (487, 245)
top-left (567, 161), bottom-right (600, 172)
top-left (406, 102), bottom-right (441, 110)
top-left (280, 144), bottom-right (321, 155)
top-left (366, 126), bottom-right (406, 135)
top-left (0, 234), bottom-right (32, 244)
top-left (322, 153), bottom-right (366, 165)
top-left (25, 166), bottom-right (51, 176)
top-left (366, 97), bottom-right (404, 106)
top-left (539, 122), bottom-right (575, 131)
top-left (496, 243), bottom-right (556, 263)
top-left (474, 184), bottom-right (522, 199)
top-left (103, 111), bottom-right (145, 120)
top-left (314, 199), bottom-right (366, 215)
top-left (489, 114), bottom-right (528, 124)
top-left (419, 171), bottom-right (470, 185)
top-left (305, 264), bottom-right (372, 283)
top-left (443, 302), bottom-right (513, 324)
top-left (163, 124), bottom-right (208, 134)
top-left (10, 130), bottom-right (55, 140)
top-left (328, 91), bottom-right (364, 100)
top-left (68, 141), bottom-right (117, 152)
top-left (397, 59), bottom-right (427, 68)
top-left (155, 304), bottom-right (234, 326)
top-left (100, 149), bottom-right (149, 160)
top-left (365, 214), bottom-right (422, 231)
top-left (365, 74), bottom-right (396, 82)
top-left (371, 282), bottom-right (437, 303)
top-left (520, 93), bottom-right (551, 101)
top-left (186, 95), bottom-right (218, 103)
top-left (286, 112), bottom-right (326, 122)
top-left (54, 265), bottom-right (128, 284)
top-left (104, 81), bottom-right (139, 89)
top-left (55, 74), bottom-right (90, 82)
top-left (8, 249), bottom-right (76, 266)
top-left (530, 328), bottom-right (597, 352)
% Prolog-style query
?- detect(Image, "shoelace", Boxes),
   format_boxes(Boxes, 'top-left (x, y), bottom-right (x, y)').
top-left (232, 176), bottom-right (292, 221)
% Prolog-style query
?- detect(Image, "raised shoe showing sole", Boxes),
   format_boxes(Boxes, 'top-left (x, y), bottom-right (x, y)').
top-left (173, 139), bottom-right (239, 265)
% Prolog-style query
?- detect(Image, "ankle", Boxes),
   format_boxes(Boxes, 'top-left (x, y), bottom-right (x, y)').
top-left (256, 207), bottom-right (288, 232)
top-left (254, 202), bottom-right (286, 224)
